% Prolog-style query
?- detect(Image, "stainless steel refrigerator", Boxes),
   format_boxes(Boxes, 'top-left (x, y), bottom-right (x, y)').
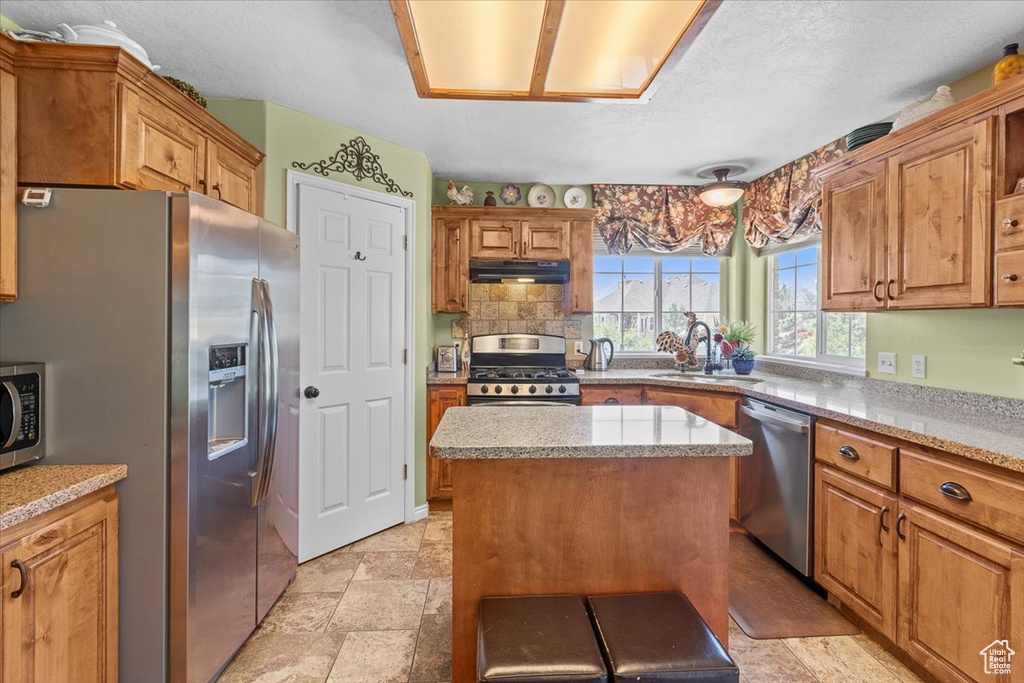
top-left (0, 189), bottom-right (299, 682)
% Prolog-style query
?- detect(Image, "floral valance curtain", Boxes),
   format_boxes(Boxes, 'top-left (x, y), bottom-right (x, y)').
top-left (743, 139), bottom-right (847, 249)
top-left (592, 184), bottom-right (736, 256)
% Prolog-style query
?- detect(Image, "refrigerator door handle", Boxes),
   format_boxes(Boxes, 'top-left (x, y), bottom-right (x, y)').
top-left (258, 279), bottom-right (280, 503)
top-left (251, 277), bottom-right (270, 507)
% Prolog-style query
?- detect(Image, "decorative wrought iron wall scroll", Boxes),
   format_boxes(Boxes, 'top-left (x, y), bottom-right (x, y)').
top-left (292, 136), bottom-right (413, 197)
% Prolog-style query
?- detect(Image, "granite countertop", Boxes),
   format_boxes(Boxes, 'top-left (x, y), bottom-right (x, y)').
top-left (426, 368), bottom-right (469, 385)
top-left (0, 464), bottom-right (128, 531)
top-left (430, 405), bottom-right (752, 459)
top-left (579, 369), bottom-right (1024, 474)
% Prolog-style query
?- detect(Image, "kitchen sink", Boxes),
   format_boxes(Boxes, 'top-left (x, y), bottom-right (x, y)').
top-left (647, 372), bottom-right (765, 384)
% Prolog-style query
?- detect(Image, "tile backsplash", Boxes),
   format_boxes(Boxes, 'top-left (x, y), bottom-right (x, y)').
top-left (452, 283), bottom-right (583, 340)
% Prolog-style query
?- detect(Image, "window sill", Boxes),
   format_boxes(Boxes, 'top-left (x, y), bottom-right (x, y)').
top-left (758, 354), bottom-right (867, 377)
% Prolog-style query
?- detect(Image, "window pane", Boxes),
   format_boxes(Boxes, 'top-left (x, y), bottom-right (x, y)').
top-left (690, 257), bottom-right (719, 272)
top-left (621, 275), bottom-right (655, 312)
top-left (850, 313), bottom-right (866, 358)
top-left (777, 251), bottom-right (797, 269)
top-left (594, 255), bottom-right (623, 272)
top-left (774, 310), bottom-right (796, 355)
top-left (797, 246), bottom-right (818, 266)
top-left (593, 312), bottom-right (621, 347)
top-left (824, 312), bottom-right (867, 359)
top-left (593, 273), bottom-right (622, 307)
top-left (662, 257), bottom-right (691, 273)
top-left (622, 256), bottom-right (654, 273)
top-left (796, 265), bottom-right (818, 311)
top-left (621, 312), bottom-right (655, 351)
top-left (663, 310), bottom-right (691, 336)
top-left (795, 312), bottom-right (816, 356)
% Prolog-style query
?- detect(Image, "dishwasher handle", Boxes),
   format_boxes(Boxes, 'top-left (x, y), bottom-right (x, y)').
top-left (740, 405), bottom-right (810, 434)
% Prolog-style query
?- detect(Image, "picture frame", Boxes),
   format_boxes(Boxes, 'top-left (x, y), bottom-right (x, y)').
top-left (1015, 176), bottom-right (1024, 195)
top-left (435, 345), bottom-right (458, 373)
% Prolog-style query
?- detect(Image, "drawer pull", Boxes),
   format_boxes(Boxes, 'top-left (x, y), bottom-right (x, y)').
top-left (938, 481), bottom-right (972, 502)
top-left (838, 445), bottom-right (860, 461)
top-left (1002, 273), bottom-right (1019, 282)
top-left (896, 512), bottom-right (907, 540)
top-left (1002, 218), bottom-right (1020, 231)
top-left (603, 397), bottom-right (620, 405)
top-left (10, 560), bottom-right (26, 599)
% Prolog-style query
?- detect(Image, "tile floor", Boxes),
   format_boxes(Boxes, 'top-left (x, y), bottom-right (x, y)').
top-left (219, 511), bottom-right (923, 683)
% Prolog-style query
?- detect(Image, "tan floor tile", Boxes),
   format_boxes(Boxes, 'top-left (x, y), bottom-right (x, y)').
top-left (290, 550), bottom-right (363, 593)
top-left (329, 580), bottom-right (429, 631)
top-left (352, 552), bottom-right (418, 581)
top-left (260, 592), bottom-right (343, 633)
top-left (728, 619), bottom-right (817, 683)
top-left (410, 614), bottom-right (452, 682)
top-left (349, 522), bottom-right (426, 553)
top-left (423, 578), bottom-right (452, 615)
top-left (411, 544), bottom-right (452, 579)
top-left (852, 634), bottom-right (925, 682)
top-left (326, 630), bottom-right (418, 683)
top-left (784, 635), bottom-right (903, 683)
top-left (421, 517), bottom-right (452, 546)
top-left (219, 631), bottom-right (346, 683)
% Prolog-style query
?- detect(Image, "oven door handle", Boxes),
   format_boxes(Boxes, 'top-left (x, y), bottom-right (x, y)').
top-left (471, 400), bottom-right (577, 407)
top-left (740, 405), bottom-right (809, 434)
top-left (1, 381), bottom-right (22, 449)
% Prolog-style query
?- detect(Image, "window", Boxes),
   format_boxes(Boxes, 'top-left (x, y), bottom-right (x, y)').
top-left (593, 255), bottom-right (722, 352)
top-left (768, 244), bottom-right (866, 366)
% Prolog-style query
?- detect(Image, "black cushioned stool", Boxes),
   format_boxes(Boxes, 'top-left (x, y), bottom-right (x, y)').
top-left (587, 593), bottom-right (739, 682)
top-left (478, 595), bottom-right (608, 683)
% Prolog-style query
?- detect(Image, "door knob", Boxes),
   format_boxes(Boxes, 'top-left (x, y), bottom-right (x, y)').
top-left (304, 386), bottom-right (320, 399)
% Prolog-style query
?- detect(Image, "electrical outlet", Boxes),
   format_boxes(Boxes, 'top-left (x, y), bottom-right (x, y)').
top-left (911, 355), bottom-right (926, 379)
top-left (574, 341), bottom-right (585, 355)
top-left (877, 352), bottom-right (897, 375)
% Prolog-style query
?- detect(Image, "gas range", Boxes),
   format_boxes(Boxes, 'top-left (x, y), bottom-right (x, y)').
top-left (466, 334), bottom-right (580, 405)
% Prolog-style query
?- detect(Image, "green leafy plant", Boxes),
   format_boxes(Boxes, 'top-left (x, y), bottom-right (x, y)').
top-left (721, 320), bottom-right (757, 346)
top-left (731, 346), bottom-right (756, 361)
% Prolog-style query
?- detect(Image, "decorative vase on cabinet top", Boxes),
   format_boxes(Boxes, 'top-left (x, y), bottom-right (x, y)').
top-left (994, 43), bottom-right (1024, 85)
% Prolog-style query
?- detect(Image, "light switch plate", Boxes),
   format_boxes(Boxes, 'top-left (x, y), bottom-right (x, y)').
top-left (911, 355), bottom-right (926, 379)
top-left (877, 352), bottom-right (897, 375)
top-left (574, 341), bottom-right (585, 355)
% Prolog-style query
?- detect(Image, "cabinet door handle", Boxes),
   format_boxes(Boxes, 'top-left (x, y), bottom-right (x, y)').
top-left (886, 279), bottom-right (896, 300)
top-left (10, 560), bottom-right (26, 599)
top-left (838, 445), bottom-right (860, 461)
top-left (522, 239), bottom-right (526, 256)
top-left (198, 178), bottom-right (207, 190)
top-left (460, 293), bottom-right (466, 307)
top-left (1002, 218), bottom-right (1020, 232)
top-left (212, 183), bottom-right (222, 199)
top-left (896, 512), bottom-right (907, 540)
top-left (1002, 273), bottom-right (1019, 282)
top-left (872, 280), bottom-right (884, 302)
top-left (603, 397), bottom-right (620, 405)
top-left (939, 481), bottom-right (972, 502)
top-left (878, 505), bottom-right (890, 545)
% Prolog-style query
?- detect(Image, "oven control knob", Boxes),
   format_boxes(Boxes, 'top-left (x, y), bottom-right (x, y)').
top-left (529, 385), bottom-right (537, 394)
top-left (494, 385), bottom-right (503, 394)
top-left (545, 385), bottom-right (554, 394)
top-left (558, 385), bottom-right (567, 394)
top-left (511, 385), bottom-right (519, 394)
top-left (480, 385), bottom-right (488, 394)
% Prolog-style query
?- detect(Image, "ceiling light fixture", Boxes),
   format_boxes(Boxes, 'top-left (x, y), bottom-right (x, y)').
top-left (697, 166), bottom-right (748, 207)
top-left (390, 0), bottom-right (719, 103)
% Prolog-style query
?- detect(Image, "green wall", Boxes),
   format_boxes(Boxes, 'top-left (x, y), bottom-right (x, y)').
top-left (209, 99), bottom-right (434, 506)
top-left (432, 179), bottom-right (592, 209)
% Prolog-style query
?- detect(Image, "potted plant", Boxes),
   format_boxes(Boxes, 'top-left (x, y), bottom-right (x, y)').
top-left (731, 346), bottom-right (756, 375)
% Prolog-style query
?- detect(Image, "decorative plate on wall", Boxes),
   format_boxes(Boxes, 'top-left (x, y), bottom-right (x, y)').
top-left (563, 187), bottom-right (587, 208)
top-left (500, 184), bottom-right (521, 205)
top-left (527, 184), bottom-right (556, 208)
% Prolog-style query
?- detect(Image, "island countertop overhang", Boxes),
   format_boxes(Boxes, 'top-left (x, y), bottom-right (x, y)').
top-left (430, 405), bottom-right (753, 459)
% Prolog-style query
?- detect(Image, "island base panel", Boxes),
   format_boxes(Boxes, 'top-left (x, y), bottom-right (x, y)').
top-left (450, 456), bottom-right (730, 683)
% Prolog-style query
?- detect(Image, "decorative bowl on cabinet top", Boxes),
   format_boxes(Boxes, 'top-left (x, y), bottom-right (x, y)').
top-left (55, 20), bottom-right (161, 71)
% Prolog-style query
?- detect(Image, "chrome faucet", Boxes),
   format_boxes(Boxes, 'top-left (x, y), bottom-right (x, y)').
top-left (683, 321), bottom-right (718, 375)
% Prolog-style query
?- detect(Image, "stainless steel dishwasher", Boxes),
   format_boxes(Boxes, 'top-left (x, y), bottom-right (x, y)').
top-left (738, 398), bottom-right (815, 576)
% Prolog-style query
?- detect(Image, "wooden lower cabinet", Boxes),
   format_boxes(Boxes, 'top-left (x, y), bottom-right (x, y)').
top-left (1, 486), bottom-right (119, 683)
top-left (643, 387), bottom-right (739, 428)
top-left (815, 464), bottom-right (898, 639)
top-left (427, 385), bottom-right (466, 500)
top-left (897, 502), bottom-right (1023, 683)
top-left (579, 385), bottom-right (645, 405)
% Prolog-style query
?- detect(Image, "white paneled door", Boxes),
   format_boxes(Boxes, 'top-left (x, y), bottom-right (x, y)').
top-left (297, 182), bottom-right (407, 561)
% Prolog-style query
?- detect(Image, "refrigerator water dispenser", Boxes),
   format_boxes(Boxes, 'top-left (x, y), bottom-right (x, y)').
top-left (208, 344), bottom-right (249, 459)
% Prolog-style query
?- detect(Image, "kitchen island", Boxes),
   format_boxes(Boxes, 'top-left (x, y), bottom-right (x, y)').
top-left (430, 404), bottom-right (752, 683)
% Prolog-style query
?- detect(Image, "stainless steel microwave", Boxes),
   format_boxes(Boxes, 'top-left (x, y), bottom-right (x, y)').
top-left (0, 363), bottom-right (45, 470)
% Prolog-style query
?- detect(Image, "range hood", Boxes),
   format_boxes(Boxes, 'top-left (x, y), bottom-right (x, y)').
top-left (469, 260), bottom-right (570, 284)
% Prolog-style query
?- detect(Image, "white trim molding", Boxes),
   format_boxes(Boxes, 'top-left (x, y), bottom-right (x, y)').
top-left (286, 169), bottom-right (420, 526)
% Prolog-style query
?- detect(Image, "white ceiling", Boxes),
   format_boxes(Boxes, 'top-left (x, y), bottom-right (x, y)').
top-left (4, 1), bottom-right (1023, 184)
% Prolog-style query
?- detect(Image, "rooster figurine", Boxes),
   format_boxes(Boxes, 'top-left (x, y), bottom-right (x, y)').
top-left (446, 181), bottom-right (475, 206)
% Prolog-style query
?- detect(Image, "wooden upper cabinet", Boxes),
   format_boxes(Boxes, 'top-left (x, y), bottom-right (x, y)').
top-left (521, 219), bottom-right (569, 259)
top-left (470, 219), bottom-right (520, 259)
top-left (119, 86), bottom-right (206, 193)
top-left (207, 140), bottom-right (257, 212)
top-left (897, 502), bottom-right (1023, 683)
top-left (0, 38), bottom-right (17, 302)
top-left (568, 219), bottom-right (594, 312)
top-left (2, 487), bottom-right (119, 683)
top-left (432, 216), bottom-right (469, 313)
top-left (886, 118), bottom-right (993, 309)
top-left (821, 159), bottom-right (888, 311)
top-left (814, 465), bottom-right (898, 640)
